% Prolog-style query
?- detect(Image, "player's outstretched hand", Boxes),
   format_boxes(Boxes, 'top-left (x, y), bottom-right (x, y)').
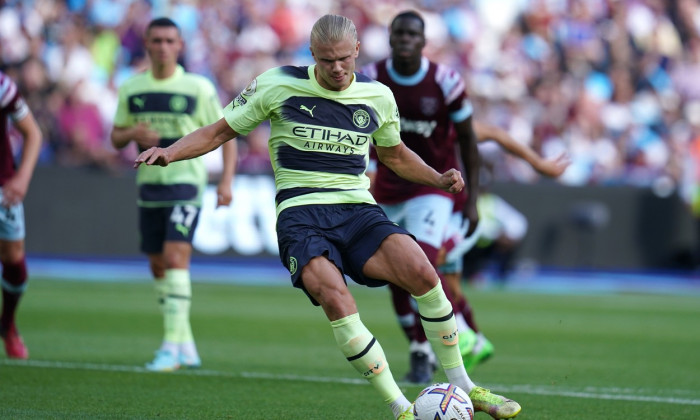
top-left (440, 168), bottom-right (464, 193)
top-left (535, 152), bottom-right (571, 178)
top-left (134, 147), bottom-right (171, 168)
top-left (216, 182), bottom-right (233, 207)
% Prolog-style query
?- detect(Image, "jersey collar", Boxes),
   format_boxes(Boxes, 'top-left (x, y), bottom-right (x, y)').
top-left (148, 65), bottom-right (184, 82)
top-left (385, 57), bottom-right (429, 86)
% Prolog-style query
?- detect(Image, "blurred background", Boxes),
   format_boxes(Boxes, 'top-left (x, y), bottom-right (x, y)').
top-left (3, 0), bottom-right (700, 284)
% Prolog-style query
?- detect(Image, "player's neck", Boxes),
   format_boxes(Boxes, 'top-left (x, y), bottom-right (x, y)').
top-left (151, 63), bottom-right (178, 80)
top-left (391, 57), bottom-right (421, 77)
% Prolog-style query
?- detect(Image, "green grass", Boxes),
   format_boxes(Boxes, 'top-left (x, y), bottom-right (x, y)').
top-left (1, 278), bottom-right (699, 419)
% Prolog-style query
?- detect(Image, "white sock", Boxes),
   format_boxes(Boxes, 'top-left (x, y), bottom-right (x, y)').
top-left (472, 332), bottom-right (486, 354)
top-left (456, 312), bottom-right (470, 333)
top-left (159, 341), bottom-right (178, 356)
top-left (445, 366), bottom-right (476, 392)
top-left (179, 341), bottom-right (199, 360)
top-left (408, 340), bottom-right (432, 354)
top-left (390, 395), bottom-right (412, 419)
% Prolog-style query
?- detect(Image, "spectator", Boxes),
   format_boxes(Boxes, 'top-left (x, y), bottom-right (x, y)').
top-left (0, 0), bottom-right (697, 193)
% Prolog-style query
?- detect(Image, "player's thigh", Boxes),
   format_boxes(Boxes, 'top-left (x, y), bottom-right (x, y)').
top-left (0, 199), bottom-right (25, 263)
top-left (0, 197), bottom-right (24, 233)
top-left (363, 233), bottom-right (437, 296)
top-left (0, 239), bottom-right (24, 263)
top-left (140, 204), bottom-right (201, 244)
top-left (139, 206), bottom-right (167, 254)
top-left (402, 195), bottom-right (453, 249)
top-left (276, 205), bottom-right (350, 294)
top-left (300, 256), bottom-right (357, 319)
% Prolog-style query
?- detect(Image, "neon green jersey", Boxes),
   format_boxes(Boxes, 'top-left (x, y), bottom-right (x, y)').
top-left (223, 65), bottom-right (401, 215)
top-left (114, 65), bottom-right (223, 207)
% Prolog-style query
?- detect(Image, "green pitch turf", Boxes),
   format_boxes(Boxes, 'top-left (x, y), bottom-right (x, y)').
top-left (1, 278), bottom-right (698, 419)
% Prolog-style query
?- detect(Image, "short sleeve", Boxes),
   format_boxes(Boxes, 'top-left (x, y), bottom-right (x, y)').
top-left (223, 72), bottom-right (274, 136)
top-left (113, 85), bottom-right (132, 127)
top-left (371, 94), bottom-right (401, 148)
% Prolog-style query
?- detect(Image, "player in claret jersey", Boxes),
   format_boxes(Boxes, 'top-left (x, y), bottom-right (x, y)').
top-left (362, 10), bottom-right (569, 388)
top-left (0, 70), bottom-right (43, 359)
top-left (360, 9), bottom-right (482, 384)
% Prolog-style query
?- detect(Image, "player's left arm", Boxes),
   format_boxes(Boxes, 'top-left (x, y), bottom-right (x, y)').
top-left (375, 141), bottom-right (464, 193)
top-left (2, 109), bottom-right (42, 206)
top-left (473, 121), bottom-right (570, 178)
top-left (454, 115), bottom-right (480, 235)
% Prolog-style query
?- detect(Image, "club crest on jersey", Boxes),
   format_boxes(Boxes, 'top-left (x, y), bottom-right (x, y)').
top-left (353, 109), bottom-right (370, 129)
top-left (169, 95), bottom-right (188, 113)
top-left (242, 79), bottom-right (257, 96)
top-left (420, 97), bottom-right (439, 116)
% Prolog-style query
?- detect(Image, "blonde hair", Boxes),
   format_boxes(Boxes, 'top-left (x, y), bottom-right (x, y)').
top-left (310, 14), bottom-right (357, 48)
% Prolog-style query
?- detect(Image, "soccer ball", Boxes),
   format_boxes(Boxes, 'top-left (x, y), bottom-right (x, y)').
top-left (413, 383), bottom-right (474, 420)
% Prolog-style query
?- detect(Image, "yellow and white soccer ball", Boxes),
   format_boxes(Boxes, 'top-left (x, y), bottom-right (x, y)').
top-left (413, 383), bottom-right (474, 420)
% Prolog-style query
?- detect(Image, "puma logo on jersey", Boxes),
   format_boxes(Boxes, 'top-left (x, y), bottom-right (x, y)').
top-left (133, 96), bottom-right (146, 109)
top-left (300, 104), bottom-right (316, 117)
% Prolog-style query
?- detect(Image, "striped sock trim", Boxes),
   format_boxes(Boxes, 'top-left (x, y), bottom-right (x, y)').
top-left (419, 311), bottom-right (455, 323)
top-left (1, 279), bottom-right (27, 294)
top-left (347, 337), bottom-right (376, 362)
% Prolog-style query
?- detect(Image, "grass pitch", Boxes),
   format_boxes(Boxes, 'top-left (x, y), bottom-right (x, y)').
top-left (1, 277), bottom-right (698, 419)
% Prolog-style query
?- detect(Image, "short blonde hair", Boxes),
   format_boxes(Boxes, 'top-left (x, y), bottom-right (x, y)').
top-left (310, 14), bottom-right (357, 48)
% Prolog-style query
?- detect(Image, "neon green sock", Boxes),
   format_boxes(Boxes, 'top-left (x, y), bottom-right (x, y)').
top-left (414, 284), bottom-right (475, 390)
top-left (331, 313), bottom-right (404, 405)
top-left (413, 284), bottom-right (462, 370)
top-left (154, 280), bottom-right (168, 313)
top-left (164, 269), bottom-right (193, 344)
top-left (154, 280), bottom-right (174, 345)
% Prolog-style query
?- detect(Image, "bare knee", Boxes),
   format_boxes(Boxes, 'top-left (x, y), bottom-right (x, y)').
top-left (162, 242), bottom-right (192, 270)
top-left (302, 257), bottom-right (357, 321)
top-left (408, 259), bottom-right (439, 296)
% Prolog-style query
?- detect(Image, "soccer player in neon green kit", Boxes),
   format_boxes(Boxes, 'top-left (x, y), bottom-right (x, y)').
top-left (135, 14), bottom-right (520, 419)
top-left (111, 17), bottom-right (236, 372)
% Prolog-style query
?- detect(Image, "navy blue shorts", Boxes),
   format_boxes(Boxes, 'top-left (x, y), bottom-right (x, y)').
top-left (276, 203), bottom-right (412, 305)
top-left (139, 204), bottom-right (201, 254)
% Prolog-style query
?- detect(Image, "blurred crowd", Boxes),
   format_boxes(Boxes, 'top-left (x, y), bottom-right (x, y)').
top-left (2, 0), bottom-right (700, 195)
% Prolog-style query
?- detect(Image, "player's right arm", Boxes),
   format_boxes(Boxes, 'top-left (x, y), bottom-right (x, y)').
top-left (375, 141), bottom-right (464, 194)
top-left (2, 108), bottom-right (42, 207)
top-left (110, 122), bottom-right (161, 150)
top-left (135, 118), bottom-right (238, 168)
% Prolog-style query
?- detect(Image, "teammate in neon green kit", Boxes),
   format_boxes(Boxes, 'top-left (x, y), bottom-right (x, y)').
top-left (135, 14), bottom-right (520, 419)
top-left (111, 17), bottom-right (236, 372)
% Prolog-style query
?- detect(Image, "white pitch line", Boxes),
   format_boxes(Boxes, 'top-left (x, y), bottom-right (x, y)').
top-left (3, 359), bottom-right (700, 406)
